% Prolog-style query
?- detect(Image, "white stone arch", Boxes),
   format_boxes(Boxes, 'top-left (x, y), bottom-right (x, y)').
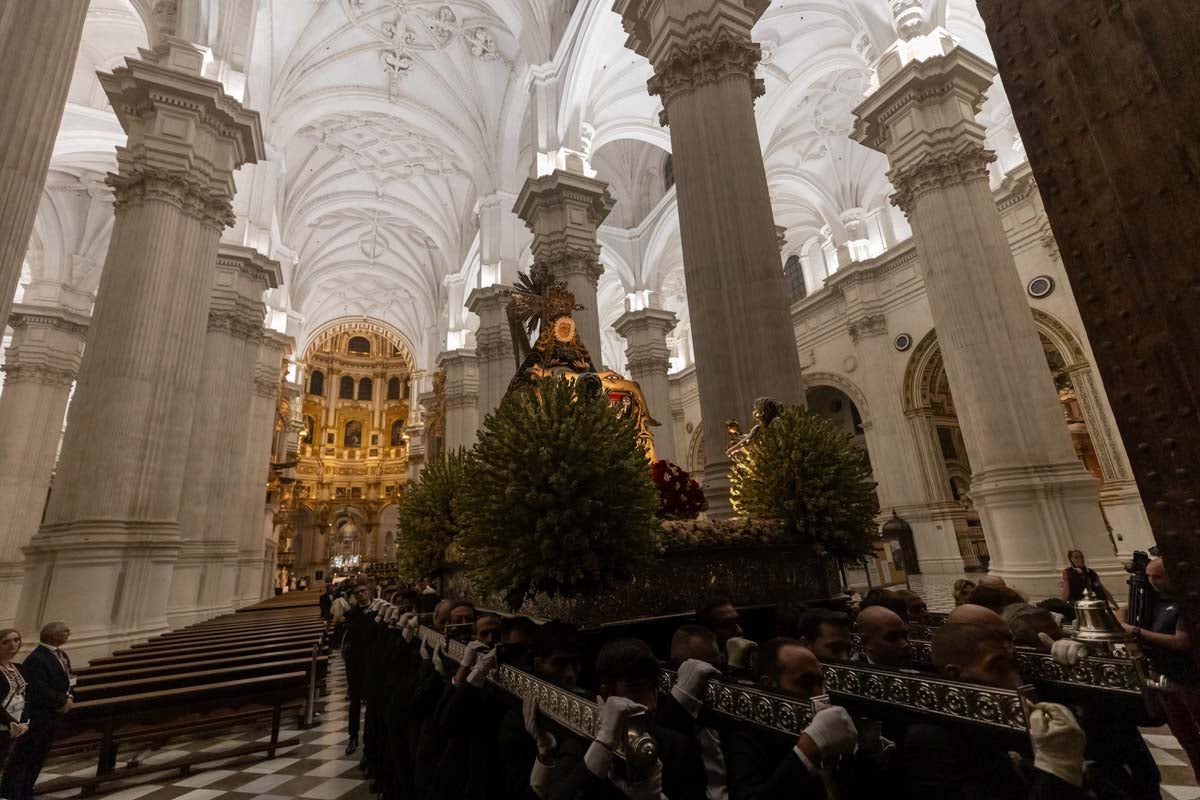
top-left (301, 317), bottom-right (419, 373)
top-left (802, 371), bottom-right (871, 422)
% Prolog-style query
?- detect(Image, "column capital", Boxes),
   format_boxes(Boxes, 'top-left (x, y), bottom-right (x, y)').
top-left (100, 39), bottom-right (264, 231)
top-left (852, 47), bottom-right (999, 214)
top-left (2, 304), bottom-right (89, 387)
top-left (613, 306), bottom-right (679, 340)
top-left (614, 0), bottom-right (767, 125)
top-left (210, 244), bottom-right (282, 341)
top-left (515, 170), bottom-right (614, 289)
top-left (466, 284), bottom-right (512, 316)
top-left (615, 307), bottom-right (677, 377)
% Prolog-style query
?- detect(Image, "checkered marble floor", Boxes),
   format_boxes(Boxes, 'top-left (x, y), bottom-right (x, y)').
top-left (910, 572), bottom-right (1200, 799)
top-left (36, 653), bottom-right (371, 800)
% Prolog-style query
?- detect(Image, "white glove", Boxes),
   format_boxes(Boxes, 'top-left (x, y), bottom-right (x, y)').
top-left (584, 696), bottom-right (646, 777)
top-left (433, 643), bottom-right (448, 677)
top-left (9, 721), bottom-right (28, 738)
top-left (802, 706), bottom-right (858, 762)
top-left (420, 636), bottom-right (433, 661)
top-left (523, 694), bottom-right (557, 755)
top-left (398, 612), bottom-right (417, 642)
top-left (671, 659), bottom-right (720, 716)
top-left (1040, 633), bottom-right (1090, 666)
top-left (461, 640), bottom-right (489, 670)
top-left (369, 598), bottom-right (383, 611)
top-left (1029, 702), bottom-right (1086, 787)
top-left (467, 648), bottom-right (498, 688)
top-left (612, 758), bottom-right (665, 800)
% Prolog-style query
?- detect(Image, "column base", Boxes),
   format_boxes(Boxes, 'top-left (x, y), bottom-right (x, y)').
top-left (971, 462), bottom-right (1124, 597)
top-left (887, 502), bottom-right (967, 575)
top-left (0, 561), bottom-right (23, 628)
top-left (703, 458), bottom-right (733, 520)
top-left (236, 552), bottom-right (264, 608)
top-left (16, 520), bottom-right (182, 662)
top-left (1100, 481), bottom-right (1155, 559)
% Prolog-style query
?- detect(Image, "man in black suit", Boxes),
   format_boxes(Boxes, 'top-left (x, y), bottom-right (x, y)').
top-left (0, 621), bottom-right (74, 800)
top-left (342, 582), bottom-right (378, 755)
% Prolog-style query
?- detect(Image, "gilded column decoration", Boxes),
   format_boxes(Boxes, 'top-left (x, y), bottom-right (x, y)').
top-left (14, 39), bottom-right (265, 659)
top-left (853, 45), bottom-right (1120, 594)
top-left (613, 0), bottom-right (805, 515)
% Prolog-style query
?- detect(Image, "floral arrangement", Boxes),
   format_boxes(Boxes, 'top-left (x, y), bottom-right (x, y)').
top-left (457, 377), bottom-right (659, 609)
top-left (657, 516), bottom-right (785, 552)
top-left (730, 405), bottom-right (879, 562)
top-left (650, 459), bottom-right (708, 519)
top-left (394, 448), bottom-right (471, 581)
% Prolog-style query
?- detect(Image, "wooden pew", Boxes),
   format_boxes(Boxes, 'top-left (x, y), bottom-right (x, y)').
top-left (74, 656), bottom-right (328, 701)
top-left (38, 672), bottom-right (311, 797)
top-left (117, 631), bottom-right (323, 656)
top-left (76, 647), bottom-right (318, 685)
top-left (86, 639), bottom-right (324, 670)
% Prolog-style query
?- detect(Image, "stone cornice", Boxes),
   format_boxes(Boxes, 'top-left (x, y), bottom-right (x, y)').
top-left (215, 243), bottom-right (283, 290)
top-left (645, 25), bottom-right (764, 126)
top-left (513, 170), bottom-right (616, 228)
top-left (1, 363), bottom-right (76, 387)
top-left (614, 307), bottom-right (678, 338)
top-left (8, 305), bottom-right (90, 337)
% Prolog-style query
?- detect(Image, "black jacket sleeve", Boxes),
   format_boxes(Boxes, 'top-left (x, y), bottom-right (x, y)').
top-left (0, 670), bottom-right (16, 726)
top-left (23, 650), bottom-right (68, 715)
top-left (723, 730), bottom-right (825, 800)
top-left (903, 722), bottom-right (1088, 800)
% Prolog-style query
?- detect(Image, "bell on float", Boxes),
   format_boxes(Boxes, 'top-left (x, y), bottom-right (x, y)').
top-left (1072, 589), bottom-right (1129, 646)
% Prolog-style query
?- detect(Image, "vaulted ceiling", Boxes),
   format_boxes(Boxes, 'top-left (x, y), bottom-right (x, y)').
top-left (34, 0), bottom-right (1025, 374)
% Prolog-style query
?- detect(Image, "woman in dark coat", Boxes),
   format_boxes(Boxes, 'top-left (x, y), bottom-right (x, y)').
top-left (0, 628), bottom-right (29, 773)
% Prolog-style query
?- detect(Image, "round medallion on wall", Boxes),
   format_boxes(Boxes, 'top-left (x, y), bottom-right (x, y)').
top-left (894, 333), bottom-right (913, 352)
top-left (842, 355), bottom-right (858, 373)
top-left (1027, 275), bottom-right (1055, 299)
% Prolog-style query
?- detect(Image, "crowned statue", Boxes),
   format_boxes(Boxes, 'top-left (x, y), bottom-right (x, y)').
top-left (504, 265), bottom-right (660, 460)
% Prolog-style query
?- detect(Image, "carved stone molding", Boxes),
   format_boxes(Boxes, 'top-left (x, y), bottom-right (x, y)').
top-left (207, 310), bottom-right (268, 342)
top-left (848, 313), bottom-right (888, 343)
top-left (0, 363), bottom-right (76, 387)
top-left (107, 166), bottom-right (235, 230)
top-left (889, 146), bottom-right (995, 217)
top-left (539, 250), bottom-right (604, 289)
top-left (8, 312), bottom-right (88, 338)
top-left (646, 29), bottom-right (764, 126)
top-left (626, 352), bottom-right (672, 377)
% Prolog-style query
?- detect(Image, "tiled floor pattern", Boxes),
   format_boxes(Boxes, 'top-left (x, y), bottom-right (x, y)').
top-left (909, 572), bottom-right (1199, 799)
top-left (35, 653), bottom-right (370, 800)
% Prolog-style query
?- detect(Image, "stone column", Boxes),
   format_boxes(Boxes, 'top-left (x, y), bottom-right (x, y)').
top-left (0, 306), bottom-right (88, 626)
top-left (436, 349), bottom-right (479, 452)
top-left (467, 286), bottom-right (514, 419)
top-left (236, 331), bottom-right (290, 607)
top-left (514, 171), bottom-right (615, 362)
top-left (168, 245), bottom-right (279, 627)
top-left (0, 1), bottom-right (90, 330)
top-left (614, 307), bottom-right (678, 464)
top-left (613, 0), bottom-right (806, 515)
top-left (15, 40), bottom-right (263, 658)
top-left (853, 46), bottom-right (1121, 594)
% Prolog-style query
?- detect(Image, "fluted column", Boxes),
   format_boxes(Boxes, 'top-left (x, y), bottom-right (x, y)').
top-left (168, 245), bottom-right (280, 627)
top-left (236, 331), bottom-right (290, 607)
top-left (0, 307), bottom-right (88, 626)
top-left (467, 286), bottom-right (514, 418)
top-left (853, 46), bottom-right (1120, 594)
top-left (613, 0), bottom-right (805, 516)
top-left (15, 40), bottom-right (264, 659)
top-left (436, 349), bottom-right (479, 452)
top-left (0, 1), bottom-right (89, 330)
top-left (514, 171), bottom-right (615, 362)
top-left (614, 307), bottom-right (678, 464)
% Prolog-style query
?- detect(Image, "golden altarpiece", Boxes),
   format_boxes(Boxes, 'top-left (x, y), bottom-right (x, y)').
top-left (274, 323), bottom-right (416, 584)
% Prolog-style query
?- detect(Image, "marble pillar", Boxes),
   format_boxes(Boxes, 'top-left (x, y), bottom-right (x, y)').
top-left (0, 307), bottom-right (88, 626)
top-left (467, 286), bottom-right (514, 419)
top-left (236, 331), bottom-right (290, 607)
top-left (0, 1), bottom-right (89, 330)
top-left (168, 245), bottom-right (280, 627)
top-left (853, 46), bottom-right (1121, 594)
top-left (614, 307), bottom-right (678, 464)
top-left (15, 40), bottom-right (264, 659)
top-left (514, 171), bottom-right (615, 363)
top-left (436, 349), bottom-right (480, 453)
top-left (613, 0), bottom-right (806, 516)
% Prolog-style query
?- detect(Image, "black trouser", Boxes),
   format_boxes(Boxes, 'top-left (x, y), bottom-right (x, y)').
top-left (0, 713), bottom-right (57, 800)
top-left (346, 659), bottom-right (365, 740)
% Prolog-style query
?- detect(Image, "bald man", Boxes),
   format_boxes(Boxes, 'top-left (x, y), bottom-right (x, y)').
top-left (855, 606), bottom-right (913, 668)
top-left (903, 624), bottom-right (1087, 800)
top-left (947, 603), bottom-right (1013, 637)
top-left (724, 639), bottom-right (859, 800)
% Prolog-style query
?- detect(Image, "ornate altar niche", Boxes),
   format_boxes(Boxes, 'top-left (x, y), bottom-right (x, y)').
top-left (283, 322), bottom-right (413, 576)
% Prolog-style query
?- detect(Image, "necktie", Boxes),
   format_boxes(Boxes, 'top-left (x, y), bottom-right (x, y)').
top-left (55, 648), bottom-right (71, 676)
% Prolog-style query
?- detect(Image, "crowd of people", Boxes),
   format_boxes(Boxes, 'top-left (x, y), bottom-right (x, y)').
top-left (319, 552), bottom-right (1199, 800)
